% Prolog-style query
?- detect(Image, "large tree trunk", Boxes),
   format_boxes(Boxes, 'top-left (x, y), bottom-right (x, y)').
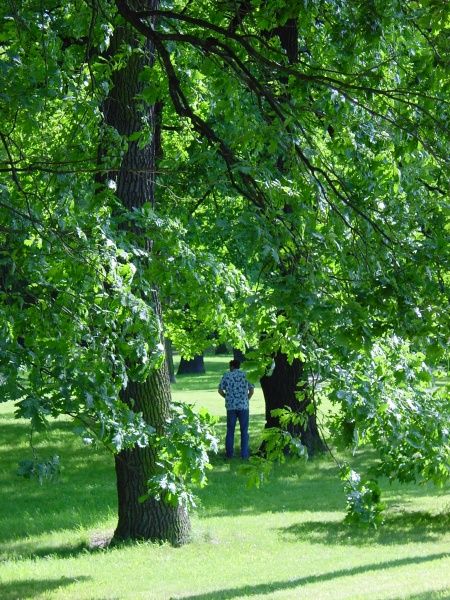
top-left (177, 354), bottom-right (205, 375)
top-left (114, 340), bottom-right (190, 544)
top-left (104, 0), bottom-right (190, 544)
top-left (260, 351), bottom-right (326, 456)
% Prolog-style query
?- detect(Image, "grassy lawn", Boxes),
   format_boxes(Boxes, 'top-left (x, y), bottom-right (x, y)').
top-left (0, 354), bottom-right (449, 599)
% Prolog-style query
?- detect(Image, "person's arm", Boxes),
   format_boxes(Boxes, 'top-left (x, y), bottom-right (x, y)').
top-left (218, 386), bottom-right (226, 398)
top-left (248, 387), bottom-right (254, 399)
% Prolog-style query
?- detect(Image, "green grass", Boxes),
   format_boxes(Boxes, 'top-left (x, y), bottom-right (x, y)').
top-left (1, 354), bottom-right (449, 599)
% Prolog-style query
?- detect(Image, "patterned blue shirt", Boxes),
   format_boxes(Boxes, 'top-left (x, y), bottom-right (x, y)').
top-left (219, 369), bottom-right (254, 410)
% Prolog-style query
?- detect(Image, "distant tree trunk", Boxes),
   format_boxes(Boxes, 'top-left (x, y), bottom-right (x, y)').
top-left (165, 337), bottom-right (176, 383)
top-left (177, 354), bottom-right (205, 374)
top-left (215, 342), bottom-right (229, 355)
top-left (260, 351), bottom-right (327, 456)
top-left (233, 348), bottom-right (247, 363)
top-left (105, 0), bottom-right (190, 544)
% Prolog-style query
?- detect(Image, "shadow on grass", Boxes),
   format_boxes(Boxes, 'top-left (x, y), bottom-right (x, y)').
top-left (0, 576), bottom-right (91, 600)
top-left (0, 417), bottom-right (116, 550)
top-left (200, 431), bottom-right (450, 531)
top-left (180, 552), bottom-right (449, 600)
top-left (200, 434), bottom-right (347, 517)
top-left (278, 509), bottom-right (450, 546)
top-left (0, 537), bottom-right (113, 561)
top-left (393, 592), bottom-right (450, 600)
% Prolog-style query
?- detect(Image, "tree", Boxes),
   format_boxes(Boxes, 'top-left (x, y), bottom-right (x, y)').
top-left (214, 342), bottom-right (229, 355)
top-left (260, 351), bottom-right (326, 455)
top-left (2, 0), bottom-right (450, 532)
top-left (255, 16), bottom-right (326, 454)
top-left (127, 0), bottom-right (450, 517)
top-left (101, 0), bottom-right (191, 543)
top-left (232, 349), bottom-right (247, 364)
top-left (0, 0), bottom-right (221, 544)
top-left (177, 354), bottom-right (205, 375)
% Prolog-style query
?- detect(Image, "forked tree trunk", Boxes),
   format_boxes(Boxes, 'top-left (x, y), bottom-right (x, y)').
top-left (103, 0), bottom-right (190, 544)
top-left (260, 351), bottom-right (327, 456)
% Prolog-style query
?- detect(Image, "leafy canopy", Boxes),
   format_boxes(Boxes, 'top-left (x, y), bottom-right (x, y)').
top-left (1, 0), bottom-right (450, 518)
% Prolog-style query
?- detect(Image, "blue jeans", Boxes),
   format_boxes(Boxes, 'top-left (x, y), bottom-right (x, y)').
top-left (226, 409), bottom-right (250, 459)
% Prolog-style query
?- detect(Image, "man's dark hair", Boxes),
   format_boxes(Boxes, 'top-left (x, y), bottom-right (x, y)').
top-left (229, 359), bottom-right (241, 369)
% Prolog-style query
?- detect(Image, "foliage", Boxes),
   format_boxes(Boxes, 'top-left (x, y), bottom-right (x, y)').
top-left (238, 406), bottom-right (308, 487)
top-left (327, 337), bottom-right (450, 486)
top-left (241, 338), bottom-right (450, 524)
top-left (17, 454), bottom-right (61, 485)
top-left (0, 0), bottom-right (240, 516)
top-left (139, 403), bottom-right (219, 507)
top-left (340, 466), bottom-right (386, 528)
top-left (2, 0), bottom-right (450, 521)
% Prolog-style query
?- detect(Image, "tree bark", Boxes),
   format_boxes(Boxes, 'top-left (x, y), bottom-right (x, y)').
top-left (233, 347), bottom-right (247, 363)
top-left (103, 0), bottom-right (190, 544)
top-left (260, 351), bottom-right (327, 456)
top-left (114, 342), bottom-right (190, 544)
top-left (177, 354), bottom-right (205, 375)
top-left (165, 337), bottom-right (177, 384)
top-left (214, 342), bottom-right (229, 355)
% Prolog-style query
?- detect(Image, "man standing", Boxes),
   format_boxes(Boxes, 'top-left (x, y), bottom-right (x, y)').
top-left (218, 359), bottom-right (255, 459)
